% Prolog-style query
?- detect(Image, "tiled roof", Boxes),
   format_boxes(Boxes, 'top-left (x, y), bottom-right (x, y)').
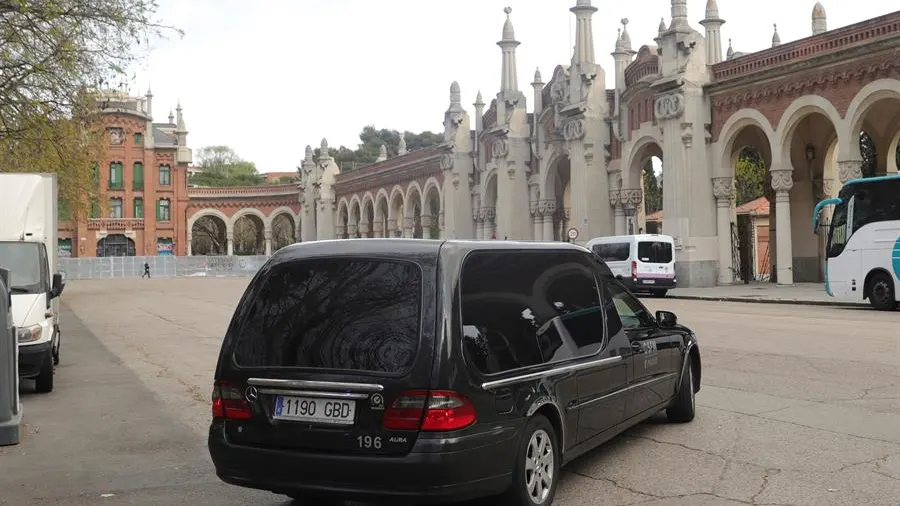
top-left (646, 210), bottom-right (663, 220)
top-left (736, 196), bottom-right (770, 215)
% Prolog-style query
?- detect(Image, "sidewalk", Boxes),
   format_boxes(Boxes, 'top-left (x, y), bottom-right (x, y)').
top-left (667, 282), bottom-right (868, 307)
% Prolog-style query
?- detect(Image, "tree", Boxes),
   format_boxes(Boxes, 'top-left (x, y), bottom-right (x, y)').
top-left (308, 126), bottom-right (444, 173)
top-left (0, 0), bottom-right (179, 215)
top-left (642, 158), bottom-right (662, 214)
top-left (190, 145), bottom-right (264, 187)
top-left (860, 131), bottom-right (876, 178)
top-left (190, 216), bottom-right (226, 255)
top-left (734, 148), bottom-right (766, 206)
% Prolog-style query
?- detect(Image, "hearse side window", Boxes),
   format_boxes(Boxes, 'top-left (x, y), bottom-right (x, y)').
top-left (460, 251), bottom-right (606, 375)
top-left (603, 280), bottom-right (655, 329)
top-left (637, 241), bottom-right (672, 263)
top-left (230, 258), bottom-right (422, 374)
top-left (592, 242), bottom-right (630, 262)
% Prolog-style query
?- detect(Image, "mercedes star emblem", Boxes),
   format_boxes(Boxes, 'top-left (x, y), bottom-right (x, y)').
top-left (244, 385), bottom-right (258, 403)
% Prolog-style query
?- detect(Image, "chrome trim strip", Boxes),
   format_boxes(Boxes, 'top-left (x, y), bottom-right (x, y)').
top-left (247, 378), bottom-right (384, 393)
top-left (481, 356), bottom-right (623, 390)
top-left (568, 373), bottom-right (678, 411)
top-left (257, 388), bottom-right (370, 400)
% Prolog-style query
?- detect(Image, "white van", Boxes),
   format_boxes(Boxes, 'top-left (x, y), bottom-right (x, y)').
top-left (585, 234), bottom-right (677, 297)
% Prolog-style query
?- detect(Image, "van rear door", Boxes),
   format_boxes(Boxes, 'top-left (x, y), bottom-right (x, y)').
top-left (215, 255), bottom-right (438, 456)
top-left (635, 239), bottom-right (675, 282)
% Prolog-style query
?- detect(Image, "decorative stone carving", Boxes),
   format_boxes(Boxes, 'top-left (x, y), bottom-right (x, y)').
top-left (562, 118), bottom-right (586, 141)
top-left (712, 177), bottom-right (733, 200)
top-left (438, 212), bottom-right (445, 229)
top-left (347, 224), bottom-right (359, 237)
top-left (529, 200), bottom-right (540, 217)
top-left (440, 153), bottom-right (454, 170)
top-left (373, 222), bottom-right (384, 235)
top-left (335, 225), bottom-right (347, 238)
top-left (654, 92), bottom-right (684, 120)
top-left (609, 190), bottom-right (622, 207)
top-left (823, 178), bottom-right (836, 197)
top-left (681, 122), bottom-right (693, 148)
top-left (421, 215), bottom-right (434, 228)
top-left (838, 160), bottom-right (863, 183)
top-left (621, 189), bottom-right (643, 206)
top-left (550, 82), bottom-right (567, 103)
top-left (491, 138), bottom-right (509, 159)
top-left (358, 222), bottom-right (370, 235)
top-left (770, 169), bottom-right (794, 193)
top-left (108, 127), bottom-right (124, 145)
top-left (387, 219), bottom-right (397, 232)
top-left (403, 217), bottom-right (414, 230)
top-left (539, 199), bottom-right (556, 215)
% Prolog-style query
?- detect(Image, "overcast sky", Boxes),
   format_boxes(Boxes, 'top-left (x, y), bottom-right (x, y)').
top-left (130, 0), bottom-right (891, 173)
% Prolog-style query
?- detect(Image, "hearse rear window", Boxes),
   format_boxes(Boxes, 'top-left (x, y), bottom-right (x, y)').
top-left (637, 241), bottom-right (673, 263)
top-left (592, 243), bottom-right (630, 262)
top-left (230, 258), bottom-right (422, 374)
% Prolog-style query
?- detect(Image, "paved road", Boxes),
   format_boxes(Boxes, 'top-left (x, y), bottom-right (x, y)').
top-left (2, 278), bottom-right (899, 506)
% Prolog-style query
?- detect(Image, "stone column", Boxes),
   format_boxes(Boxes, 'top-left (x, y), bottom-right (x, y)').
top-left (403, 217), bottom-right (414, 238)
top-left (358, 221), bottom-right (370, 238)
top-left (347, 223), bottom-right (358, 239)
top-left (387, 219), bottom-right (397, 238)
top-left (264, 229), bottom-right (273, 256)
top-left (622, 189), bottom-right (643, 236)
top-left (476, 217), bottom-right (485, 240)
top-left (540, 200), bottom-right (556, 241)
top-left (187, 234), bottom-right (192, 256)
top-left (771, 169), bottom-right (794, 285)
top-left (226, 232), bottom-right (233, 256)
top-left (610, 190), bottom-right (625, 236)
top-left (838, 159), bottom-right (863, 184)
top-left (373, 221), bottom-right (384, 238)
top-left (335, 225), bottom-right (347, 239)
top-left (438, 212), bottom-right (445, 240)
top-left (530, 201), bottom-right (542, 241)
top-left (712, 177), bottom-right (734, 285)
top-left (421, 215), bottom-right (434, 239)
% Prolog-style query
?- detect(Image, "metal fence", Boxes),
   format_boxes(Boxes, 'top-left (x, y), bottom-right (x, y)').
top-left (59, 255), bottom-right (270, 280)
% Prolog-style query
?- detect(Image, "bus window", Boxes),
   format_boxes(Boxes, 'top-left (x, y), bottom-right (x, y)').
top-left (827, 201), bottom-right (848, 258)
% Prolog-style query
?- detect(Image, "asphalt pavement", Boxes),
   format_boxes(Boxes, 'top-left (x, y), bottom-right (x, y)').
top-left (2, 278), bottom-right (899, 506)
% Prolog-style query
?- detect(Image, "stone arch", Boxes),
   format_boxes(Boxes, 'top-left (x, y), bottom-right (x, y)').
top-left (624, 136), bottom-right (664, 235)
top-left (543, 155), bottom-right (570, 241)
top-left (349, 196), bottom-right (362, 238)
top-left (404, 181), bottom-right (424, 216)
top-left (422, 177), bottom-right (442, 239)
top-left (361, 192), bottom-right (376, 238)
top-left (843, 79), bottom-right (900, 174)
top-left (374, 189), bottom-right (390, 237)
top-left (775, 95), bottom-right (843, 170)
top-left (231, 208), bottom-right (268, 255)
top-left (404, 182), bottom-right (424, 238)
top-left (268, 206), bottom-right (297, 221)
top-left (188, 208), bottom-right (232, 236)
top-left (388, 185), bottom-right (405, 236)
top-left (625, 135), bottom-right (663, 187)
top-left (540, 148), bottom-right (566, 198)
top-left (716, 108), bottom-right (778, 175)
top-left (188, 209), bottom-right (231, 256)
top-left (337, 198), bottom-right (350, 238)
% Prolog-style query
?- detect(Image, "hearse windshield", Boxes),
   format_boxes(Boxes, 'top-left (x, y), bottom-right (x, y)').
top-left (229, 257), bottom-right (423, 374)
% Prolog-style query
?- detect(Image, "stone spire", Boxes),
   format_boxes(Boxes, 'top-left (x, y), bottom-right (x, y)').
top-left (168, 109), bottom-right (174, 124)
top-left (570, 0), bottom-right (598, 65)
top-left (812, 2), bottom-right (827, 35)
top-left (658, 17), bottom-right (667, 35)
top-left (670, 0), bottom-right (688, 30)
top-left (304, 145), bottom-right (314, 163)
top-left (175, 101), bottom-right (185, 131)
top-left (376, 144), bottom-right (387, 162)
top-left (699, 0), bottom-right (726, 65)
top-left (145, 87), bottom-right (153, 118)
top-left (726, 38), bottom-right (734, 59)
top-left (448, 81), bottom-right (464, 113)
top-left (771, 23), bottom-right (781, 47)
top-left (397, 132), bottom-right (407, 156)
top-left (497, 7), bottom-right (520, 95)
top-left (531, 68), bottom-right (544, 116)
top-left (612, 19), bottom-right (634, 92)
top-left (319, 138), bottom-right (330, 159)
top-left (474, 91), bottom-right (485, 133)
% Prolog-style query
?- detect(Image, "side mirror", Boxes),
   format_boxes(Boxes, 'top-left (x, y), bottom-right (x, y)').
top-left (50, 273), bottom-right (66, 299)
top-left (656, 310), bottom-right (677, 328)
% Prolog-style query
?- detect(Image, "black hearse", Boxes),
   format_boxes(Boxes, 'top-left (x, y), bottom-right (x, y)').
top-left (208, 239), bottom-right (701, 505)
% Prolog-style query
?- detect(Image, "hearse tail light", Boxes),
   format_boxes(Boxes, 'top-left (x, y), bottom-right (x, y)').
top-left (383, 390), bottom-right (476, 432)
top-left (212, 380), bottom-right (252, 420)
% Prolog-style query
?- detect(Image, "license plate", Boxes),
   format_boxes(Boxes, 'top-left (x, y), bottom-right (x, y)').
top-left (643, 279), bottom-right (656, 284)
top-left (274, 395), bottom-right (356, 425)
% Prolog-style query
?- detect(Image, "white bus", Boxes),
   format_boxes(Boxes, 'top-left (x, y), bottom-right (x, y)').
top-left (813, 174), bottom-right (900, 310)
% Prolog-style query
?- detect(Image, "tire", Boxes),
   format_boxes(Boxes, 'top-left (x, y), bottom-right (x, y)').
top-left (653, 289), bottom-right (668, 298)
top-left (867, 272), bottom-right (898, 311)
top-left (34, 351), bottom-right (54, 393)
top-left (52, 328), bottom-right (60, 366)
top-left (502, 415), bottom-right (560, 506)
top-left (666, 359), bottom-right (695, 423)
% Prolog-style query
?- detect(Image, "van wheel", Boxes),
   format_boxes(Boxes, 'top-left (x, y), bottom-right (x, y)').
top-left (867, 272), bottom-right (898, 311)
top-left (666, 359), bottom-right (695, 423)
top-left (35, 352), bottom-right (54, 393)
top-left (52, 328), bottom-right (60, 365)
top-left (652, 289), bottom-right (668, 298)
top-left (503, 415), bottom-right (559, 506)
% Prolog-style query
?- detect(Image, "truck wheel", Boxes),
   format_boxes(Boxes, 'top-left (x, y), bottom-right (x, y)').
top-left (52, 328), bottom-right (60, 365)
top-left (35, 352), bottom-right (54, 393)
top-left (868, 272), bottom-right (898, 311)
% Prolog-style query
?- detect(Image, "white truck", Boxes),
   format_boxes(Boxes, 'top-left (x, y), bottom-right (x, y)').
top-left (0, 173), bottom-right (66, 393)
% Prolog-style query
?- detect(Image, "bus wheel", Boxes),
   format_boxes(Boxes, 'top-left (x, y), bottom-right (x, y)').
top-left (868, 272), bottom-right (898, 311)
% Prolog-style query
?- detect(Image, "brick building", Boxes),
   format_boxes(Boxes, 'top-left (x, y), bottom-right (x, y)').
top-left (59, 89), bottom-right (193, 257)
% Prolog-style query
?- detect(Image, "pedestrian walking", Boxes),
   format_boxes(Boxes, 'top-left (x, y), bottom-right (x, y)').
top-left (142, 262), bottom-right (151, 279)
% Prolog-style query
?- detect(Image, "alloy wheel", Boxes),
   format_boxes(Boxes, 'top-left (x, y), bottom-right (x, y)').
top-left (525, 429), bottom-right (554, 504)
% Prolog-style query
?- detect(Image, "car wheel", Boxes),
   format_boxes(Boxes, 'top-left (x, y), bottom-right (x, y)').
top-left (868, 272), bottom-right (898, 311)
top-left (503, 415), bottom-right (559, 506)
top-left (653, 289), bottom-right (668, 298)
top-left (666, 359), bottom-right (695, 423)
top-left (35, 351), bottom-right (54, 393)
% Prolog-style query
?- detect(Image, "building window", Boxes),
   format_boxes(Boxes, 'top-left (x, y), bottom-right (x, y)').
top-left (157, 198), bottom-right (171, 221)
top-left (133, 162), bottom-right (144, 190)
top-left (134, 133), bottom-right (143, 145)
top-left (109, 162), bottom-right (123, 189)
top-left (110, 198), bottom-right (123, 218)
top-left (159, 164), bottom-right (171, 185)
top-left (134, 197), bottom-right (144, 219)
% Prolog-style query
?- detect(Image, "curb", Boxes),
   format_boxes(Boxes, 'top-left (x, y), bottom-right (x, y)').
top-left (665, 294), bottom-right (868, 308)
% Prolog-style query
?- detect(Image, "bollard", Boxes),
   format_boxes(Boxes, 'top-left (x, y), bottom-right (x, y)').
top-left (0, 267), bottom-right (22, 446)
